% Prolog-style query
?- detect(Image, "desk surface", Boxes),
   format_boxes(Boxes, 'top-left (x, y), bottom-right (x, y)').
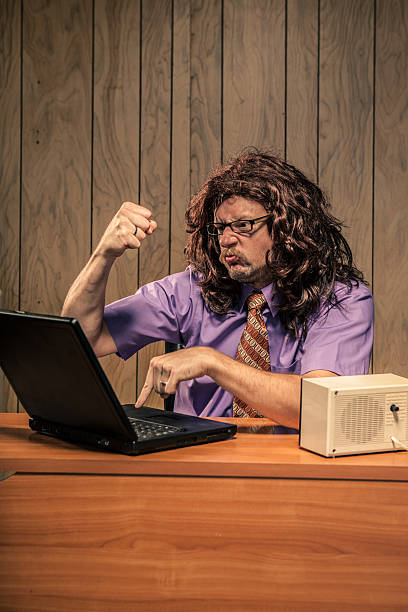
top-left (2, 412), bottom-right (408, 481)
top-left (2, 413), bottom-right (408, 611)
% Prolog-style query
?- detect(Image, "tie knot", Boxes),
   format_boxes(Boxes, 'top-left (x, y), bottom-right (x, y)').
top-left (247, 292), bottom-right (266, 312)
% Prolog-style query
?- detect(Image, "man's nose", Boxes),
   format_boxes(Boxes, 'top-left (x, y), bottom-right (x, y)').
top-left (219, 227), bottom-right (239, 247)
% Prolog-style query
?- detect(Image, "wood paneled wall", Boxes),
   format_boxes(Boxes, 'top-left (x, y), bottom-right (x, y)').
top-left (1, 0), bottom-right (407, 412)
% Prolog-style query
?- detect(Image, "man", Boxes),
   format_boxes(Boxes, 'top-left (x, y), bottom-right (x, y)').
top-left (62, 149), bottom-right (373, 429)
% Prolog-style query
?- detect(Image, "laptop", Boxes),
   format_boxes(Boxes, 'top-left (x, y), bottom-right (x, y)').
top-left (0, 309), bottom-right (237, 455)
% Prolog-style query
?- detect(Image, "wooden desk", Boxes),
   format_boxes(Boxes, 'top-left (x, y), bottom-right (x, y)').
top-left (1, 413), bottom-right (408, 611)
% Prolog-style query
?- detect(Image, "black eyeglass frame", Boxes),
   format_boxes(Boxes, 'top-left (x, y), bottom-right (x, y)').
top-left (206, 214), bottom-right (271, 236)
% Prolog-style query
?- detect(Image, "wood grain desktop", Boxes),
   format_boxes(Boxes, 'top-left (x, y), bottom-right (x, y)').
top-left (1, 413), bottom-right (408, 611)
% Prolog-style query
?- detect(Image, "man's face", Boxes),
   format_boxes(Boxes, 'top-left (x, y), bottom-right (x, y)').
top-left (215, 196), bottom-right (274, 289)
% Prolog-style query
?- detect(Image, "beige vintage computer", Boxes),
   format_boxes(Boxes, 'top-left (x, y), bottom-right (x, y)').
top-left (300, 373), bottom-right (408, 457)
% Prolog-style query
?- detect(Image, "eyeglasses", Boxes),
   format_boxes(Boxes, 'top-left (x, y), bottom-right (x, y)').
top-left (206, 214), bottom-right (271, 236)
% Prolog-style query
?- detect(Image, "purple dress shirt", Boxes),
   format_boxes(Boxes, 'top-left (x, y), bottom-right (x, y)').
top-left (104, 266), bottom-right (373, 418)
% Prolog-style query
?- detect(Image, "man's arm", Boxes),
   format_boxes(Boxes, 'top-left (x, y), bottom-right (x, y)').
top-left (61, 201), bottom-right (157, 356)
top-left (135, 347), bottom-right (336, 429)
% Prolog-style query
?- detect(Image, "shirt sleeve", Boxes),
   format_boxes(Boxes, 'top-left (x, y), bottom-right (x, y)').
top-left (103, 268), bottom-right (199, 360)
top-left (300, 282), bottom-right (374, 376)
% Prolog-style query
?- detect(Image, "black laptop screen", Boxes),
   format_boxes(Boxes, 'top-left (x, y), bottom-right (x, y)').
top-left (0, 310), bottom-right (134, 438)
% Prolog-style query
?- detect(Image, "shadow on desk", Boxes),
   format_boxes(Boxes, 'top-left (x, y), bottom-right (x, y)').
top-left (236, 422), bottom-right (298, 435)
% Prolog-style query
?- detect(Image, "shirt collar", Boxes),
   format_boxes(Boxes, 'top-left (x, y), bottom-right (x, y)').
top-left (238, 281), bottom-right (280, 318)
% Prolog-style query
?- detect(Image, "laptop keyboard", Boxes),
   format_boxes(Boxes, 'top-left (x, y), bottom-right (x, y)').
top-left (128, 417), bottom-right (183, 441)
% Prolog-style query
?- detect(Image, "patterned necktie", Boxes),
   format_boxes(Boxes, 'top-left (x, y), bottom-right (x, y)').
top-left (233, 292), bottom-right (270, 418)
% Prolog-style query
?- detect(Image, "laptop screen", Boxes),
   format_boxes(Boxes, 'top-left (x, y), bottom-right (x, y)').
top-left (0, 310), bottom-right (134, 438)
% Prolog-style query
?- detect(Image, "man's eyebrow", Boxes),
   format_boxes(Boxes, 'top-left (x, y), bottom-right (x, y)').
top-left (214, 215), bottom-right (245, 223)
top-left (214, 219), bottom-right (231, 225)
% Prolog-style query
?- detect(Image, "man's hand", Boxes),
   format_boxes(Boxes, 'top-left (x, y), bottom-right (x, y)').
top-left (62, 201), bottom-right (157, 356)
top-left (134, 346), bottom-right (334, 428)
top-left (135, 347), bottom-right (215, 407)
top-left (95, 201), bottom-right (158, 260)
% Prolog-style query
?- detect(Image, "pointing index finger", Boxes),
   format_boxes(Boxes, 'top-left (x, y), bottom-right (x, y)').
top-left (135, 368), bottom-right (154, 408)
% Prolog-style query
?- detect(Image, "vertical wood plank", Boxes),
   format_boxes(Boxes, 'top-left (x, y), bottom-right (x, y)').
top-left (223, 0), bottom-right (286, 159)
top-left (93, 0), bottom-right (141, 403)
top-left (171, 0), bottom-right (191, 275)
top-left (319, 0), bottom-right (374, 284)
top-left (0, 0), bottom-right (20, 311)
top-left (139, 0), bottom-right (172, 289)
top-left (374, 0), bottom-right (408, 376)
top-left (190, 0), bottom-right (222, 194)
top-left (0, 0), bottom-right (20, 412)
top-left (286, 0), bottom-right (318, 181)
top-left (137, 0), bottom-right (172, 408)
top-left (21, 0), bottom-right (92, 314)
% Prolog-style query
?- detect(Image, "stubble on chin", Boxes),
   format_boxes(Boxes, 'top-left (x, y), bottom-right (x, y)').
top-left (223, 259), bottom-right (274, 287)
top-left (225, 262), bottom-right (262, 285)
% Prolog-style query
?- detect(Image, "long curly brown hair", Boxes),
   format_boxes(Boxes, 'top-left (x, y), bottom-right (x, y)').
top-left (185, 148), bottom-right (366, 339)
